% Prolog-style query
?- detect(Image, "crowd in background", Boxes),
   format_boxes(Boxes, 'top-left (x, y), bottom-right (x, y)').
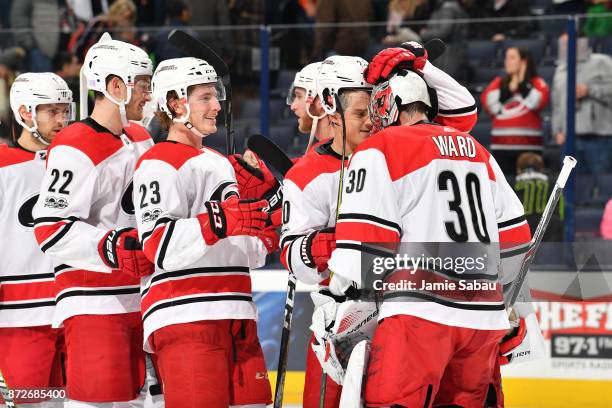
top-left (0, 0), bottom-right (611, 240)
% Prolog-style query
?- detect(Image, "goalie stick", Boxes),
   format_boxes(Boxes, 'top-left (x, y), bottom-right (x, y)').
top-left (246, 134), bottom-right (294, 407)
top-left (507, 156), bottom-right (577, 307)
top-left (167, 29), bottom-right (235, 155)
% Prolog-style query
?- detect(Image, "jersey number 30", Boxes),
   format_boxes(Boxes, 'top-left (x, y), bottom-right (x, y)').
top-left (438, 171), bottom-right (490, 243)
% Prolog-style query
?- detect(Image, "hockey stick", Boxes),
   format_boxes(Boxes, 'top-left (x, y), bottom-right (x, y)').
top-left (246, 134), bottom-right (295, 408)
top-left (0, 369), bottom-right (16, 408)
top-left (246, 134), bottom-right (294, 177)
top-left (507, 156), bottom-right (577, 308)
top-left (167, 29), bottom-right (235, 155)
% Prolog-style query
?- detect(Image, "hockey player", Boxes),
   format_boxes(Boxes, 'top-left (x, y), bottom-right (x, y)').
top-left (281, 44), bottom-right (479, 406)
top-left (134, 57), bottom-right (275, 408)
top-left (326, 67), bottom-right (532, 406)
top-left (32, 34), bottom-right (155, 406)
top-left (0, 73), bottom-right (73, 406)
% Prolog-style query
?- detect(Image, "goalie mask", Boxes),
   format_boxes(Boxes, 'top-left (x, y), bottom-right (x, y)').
top-left (10, 72), bottom-right (74, 145)
top-left (152, 57), bottom-right (226, 138)
top-left (80, 32), bottom-right (153, 126)
top-left (368, 69), bottom-right (438, 133)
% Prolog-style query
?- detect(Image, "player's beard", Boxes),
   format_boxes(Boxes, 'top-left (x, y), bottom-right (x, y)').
top-left (298, 114), bottom-right (313, 134)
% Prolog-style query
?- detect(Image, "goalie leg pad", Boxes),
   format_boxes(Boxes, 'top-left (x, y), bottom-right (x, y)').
top-left (303, 334), bottom-right (343, 408)
top-left (339, 340), bottom-right (370, 408)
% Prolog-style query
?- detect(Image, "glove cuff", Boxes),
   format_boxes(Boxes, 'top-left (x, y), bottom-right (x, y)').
top-left (197, 213), bottom-right (221, 246)
top-left (204, 201), bottom-right (227, 239)
top-left (301, 232), bottom-right (317, 269)
top-left (98, 228), bottom-right (133, 269)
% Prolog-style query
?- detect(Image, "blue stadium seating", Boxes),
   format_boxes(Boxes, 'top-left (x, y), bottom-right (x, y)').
top-left (470, 122), bottom-right (492, 147)
top-left (598, 36), bottom-right (612, 55)
top-left (274, 69), bottom-right (297, 95)
top-left (472, 67), bottom-right (500, 89)
top-left (575, 207), bottom-right (604, 237)
top-left (575, 174), bottom-right (596, 205)
top-left (268, 124), bottom-right (296, 152)
top-left (240, 98), bottom-right (260, 119)
top-left (467, 40), bottom-right (499, 66)
top-left (538, 65), bottom-right (556, 87)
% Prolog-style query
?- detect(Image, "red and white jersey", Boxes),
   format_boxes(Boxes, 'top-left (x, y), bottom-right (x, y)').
top-left (134, 141), bottom-right (267, 352)
top-left (0, 144), bottom-right (55, 327)
top-left (280, 139), bottom-right (343, 284)
top-left (481, 76), bottom-right (549, 151)
top-left (422, 61), bottom-right (477, 133)
top-left (328, 122), bottom-right (532, 330)
top-left (33, 118), bottom-right (153, 327)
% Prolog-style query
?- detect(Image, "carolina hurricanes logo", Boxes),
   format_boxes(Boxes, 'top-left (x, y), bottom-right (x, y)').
top-left (17, 194), bottom-right (39, 228)
top-left (121, 181), bottom-right (135, 215)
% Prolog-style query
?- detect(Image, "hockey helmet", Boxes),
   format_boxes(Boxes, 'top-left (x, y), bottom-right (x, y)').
top-left (152, 57), bottom-right (225, 136)
top-left (80, 32), bottom-right (152, 125)
top-left (10, 72), bottom-right (74, 145)
top-left (287, 61), bottom-right (321, 106)
top-left (316, 56), bottom-right (372, 115)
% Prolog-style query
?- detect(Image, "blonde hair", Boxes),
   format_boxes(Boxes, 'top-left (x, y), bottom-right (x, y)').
top-left (389, 0), bottom-right (421, 18)
top-left (108, 0), bottom-right (137, 24)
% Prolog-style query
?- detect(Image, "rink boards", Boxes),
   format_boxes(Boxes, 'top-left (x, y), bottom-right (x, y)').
top-left (252, 270), bottom-right (612, 408)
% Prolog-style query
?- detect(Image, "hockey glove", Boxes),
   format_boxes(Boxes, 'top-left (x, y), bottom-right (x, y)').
top-left (499, 317), bottom-right (527, 365)
top-left (197, 196), bottom-right (268, 245)
top-left (301, 227), bottom-right (336, 272)
top-left (259, 226), bottom-right (280, 254)
top-left (229, 153), bottom-right (280, 201)
top-left (310, 291), bottom-right (346, 385)
top-left (98, 228), bottom-right (154, 277)
top-left (364, 44), bottom-right (428, 85)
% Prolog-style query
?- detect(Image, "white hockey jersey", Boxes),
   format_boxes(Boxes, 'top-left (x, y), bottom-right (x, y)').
top-left (281, 62), bottom-right (478, 286)
top-left (328, 123), bottom-right (532, 330)
top-left (0, 144), bottom-right (55, 327)
top-left (33, 118), bottom-right (154, 327)
top-left (133, 141), bottom-right (267, 352)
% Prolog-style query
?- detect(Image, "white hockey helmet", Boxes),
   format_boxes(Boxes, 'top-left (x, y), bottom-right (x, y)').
top-left (10, 72), bottom-right (74, 145)
top-left (316, 56), bottom-right (372, 115)
top-left (152, 57), bottom-right (226, 137)
top-left (286, 62), bottom-right (321, 106)
top-left (80, 32), bottom-right (153, 125)
top-left (369, 69), bottom-right (433, 133)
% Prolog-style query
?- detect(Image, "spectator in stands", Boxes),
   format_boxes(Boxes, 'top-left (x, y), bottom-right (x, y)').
top-left (601, 198), bottom-right (612, 239)
top-left (514, 152), bottom-right (564, 241)
top-left (11, 0), bottom-right (62, 72)
top-left (553, 34), bottom-right (612, 174)
top-left (71, 0), bottom-right (139, 61)
top-left (187, 0), bottom-right (235, 65)
top-left (53, 51), bottom-right (81, 104)
top-left (584, 0), bottom-right (612, 38)
top-left (0, 47), bottom-right (25, 142)
top-left (151, 0), bottom-right (193, 63)
top-left (382, 0), bottom-right (430, 45)
top-left (312, 0), bottom-right (372, 60)
top-left (419, 0), bottom-right (470, 83)
top-left (466, 0), bottom-right (538, 42)
top-left (482, 47), bottom-right (549, 174)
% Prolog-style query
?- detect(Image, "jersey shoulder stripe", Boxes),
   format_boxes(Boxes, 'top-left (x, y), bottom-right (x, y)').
top-left (358, 124), bottom-right (495, 182)
top-left (285, 140), bottom-right (343, 190)
top-left (0, 144), bottom-right (34, 168)
top-left (136, 141), bottom-right (201, 170)
top-left (124, 122), bottom-right (152, 142)
top-left (49, 119), bottom-right (123, 166)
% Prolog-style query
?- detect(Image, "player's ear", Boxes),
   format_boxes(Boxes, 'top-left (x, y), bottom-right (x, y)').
top-left (18, 105), bottom-right (33, 123)
top-left (107, 76), bottom-right (126, 100)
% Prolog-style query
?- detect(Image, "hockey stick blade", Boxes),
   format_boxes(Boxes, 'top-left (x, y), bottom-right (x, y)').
top-left (247, 134), bottom-right (294, 177)
top-left (424, 38), bottom-right (446, 62)
top-left (167, 29), bottom-right (229, 76)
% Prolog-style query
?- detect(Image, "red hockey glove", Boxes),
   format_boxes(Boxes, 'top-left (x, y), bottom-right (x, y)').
top-left (259, 227), bottom-right (280, 254)
top-left (301, 227), bottom-right (336, 272)
top-left (364, 45), bottom-right (428, 85)
top-left (229, 153), bottom-right (279, 200)
top-left (197, 196), bottom-right (268, 245)
top-left (267, 207), bottom-right (282, 228)
top-left (98, 228), bottom-right (154, 277)
top-left (499, 317), bottom-right (527, 365)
